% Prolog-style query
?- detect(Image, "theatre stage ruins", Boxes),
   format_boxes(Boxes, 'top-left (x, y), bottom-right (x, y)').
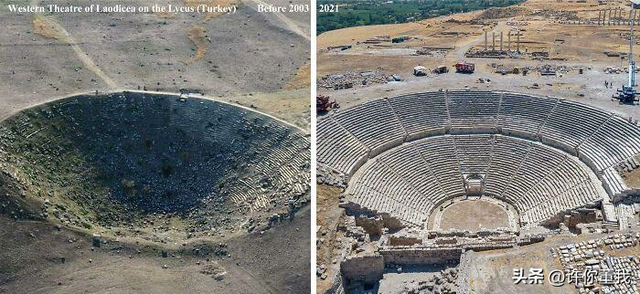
top-left (317, 90), bottom-right (640, 294)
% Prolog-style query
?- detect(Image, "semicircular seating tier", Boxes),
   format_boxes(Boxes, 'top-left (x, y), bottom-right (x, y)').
top-left (347, 134), bottom-right (605, 227)
top-left (317, 90), bottom-right (640, 227)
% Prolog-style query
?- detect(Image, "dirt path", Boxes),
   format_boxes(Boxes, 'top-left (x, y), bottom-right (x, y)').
top-left (223, 263), bottom-right (279, 294)
top-left (30, 0), bottom-right (116, 89)
top-left (453, 21), bottom-right (508, 60)
top-left (244, 0), bottom-right (310, 41)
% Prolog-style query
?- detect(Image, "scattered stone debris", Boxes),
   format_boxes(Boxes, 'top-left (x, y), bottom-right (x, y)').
top-left (316, 165), bottom-right (347, 188)
top-left (415, 47), bottom-right (451, 57)
top-left (533, 64), bottom-right (576, 75)
top-left (476, 7), bottom-right (528, 20)
top-left (391, 267), bottom-right (459, 294)
top-left (605, 66), bottom-right (623, 74)
top-left (200, 264), bottom-right (227, 281)
top-left (552, 233), bottom-right (640, 293)
top-left (318, 71), bottom-right (397, 90)
top-left (327, 45), bottom-right (352, 52)
top-left (529, 9), bottom-right (579, 21)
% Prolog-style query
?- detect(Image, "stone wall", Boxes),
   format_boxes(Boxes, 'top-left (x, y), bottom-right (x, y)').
top-left (388, 235), bottom-right (422, 246)
top-left (339, 202), bottom-right (406, 230)
top-left (355, 216), bottom-right (385, 236)
top-left (340, 255), bottom-right (384, 282)
top-left (380, 247), bottom-right (463, 264)
top-left (379, 235), bottom-right (545, 265)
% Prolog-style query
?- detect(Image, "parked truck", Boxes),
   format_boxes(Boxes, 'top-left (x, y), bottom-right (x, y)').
top-left (455, 62), bottom-right (475, 73)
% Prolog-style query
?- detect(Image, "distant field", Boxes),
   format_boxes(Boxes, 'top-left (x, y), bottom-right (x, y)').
top-left (317, 0), bottom-right (525, 34)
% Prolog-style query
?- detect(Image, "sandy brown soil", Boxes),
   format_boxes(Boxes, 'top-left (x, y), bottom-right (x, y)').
top-left (0, 0), bottom-right (310, 128)
top-left (439, 200), bottom-right (510, 232)
top-left (0, 209), bottom-right (310, 294)
top-left (316, 184), bottom-right (345, 294)
top-left (464, 241), bottom-right (565, 294)
top-left (622, 155), bottom-right (640, 187)
top-left (227, 88), bottom-right (311, 129)
top-left (623, 168), bottom-right (640, 187)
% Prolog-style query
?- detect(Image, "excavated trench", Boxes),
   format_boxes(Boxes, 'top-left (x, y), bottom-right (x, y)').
top-left (0, 91), bottom-right (310, 233)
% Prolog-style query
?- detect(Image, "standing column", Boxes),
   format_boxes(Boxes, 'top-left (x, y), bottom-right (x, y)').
top-left (517, 30), bottom-right (521, 52)
top-left (508, 31), bottom-right (511, 51)
top-left (484, 31), bottom-right (488, 51)
top-left (619, 8), bottom-right (623, 25)
top-left (609, 9), bottom-right (613, 25)
top-left (500, 31), bottom-right (504, 51)
top-left (598, 10), bottom-right (602, 25)
top-left (492, 31), bottom-right (496, 51)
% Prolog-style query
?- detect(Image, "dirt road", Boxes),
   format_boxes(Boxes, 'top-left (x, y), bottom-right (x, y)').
top-left (29, 0), bottom-right (116, 89)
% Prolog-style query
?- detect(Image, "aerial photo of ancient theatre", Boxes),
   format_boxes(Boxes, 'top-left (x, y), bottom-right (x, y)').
top-left (0, 0), bottom-right (310, 293)
top-left (316, 0), bottom-right (640, 293)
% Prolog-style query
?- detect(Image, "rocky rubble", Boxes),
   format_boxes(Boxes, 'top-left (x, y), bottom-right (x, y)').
top-left (0, 92), bottom-right (310, 241)
top-left (476, 7), bottom-right (528, 20)
top-left (552, 233), bottom-right (640, 294)
top-left (318, 71), bottom-right (397, 90)
top-left (316, 164), bottom-right (347, 188)
top-left (393, 268), bottom-right (459, 294)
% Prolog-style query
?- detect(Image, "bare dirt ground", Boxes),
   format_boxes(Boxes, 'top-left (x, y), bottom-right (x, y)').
top-left (227, 88), bottom-right (312, 128)
top-left (377, 265), bottom-right (449, 294)
top-left (0, 0), bottom-right (310, 128)
top-left (438, 200), bottom-right (510, 232)
top-left (0, 210), bottom-right (310, 294)
top-left (316, 184), bottom-right (345, 294)
top-left (464, 239), bottom-right (566, 294)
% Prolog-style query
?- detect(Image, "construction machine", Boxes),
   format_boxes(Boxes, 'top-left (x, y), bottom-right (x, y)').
top-left (434, 65), bottom-right (449, 74)
top-left (614, 0), bottom-right (640, 103)
top-left (317, 95), bottom-right (340, 113)
top-left (413, 66), bottom-right (428, 76)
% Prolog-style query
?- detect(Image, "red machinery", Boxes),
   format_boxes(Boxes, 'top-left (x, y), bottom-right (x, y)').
top-left (317, 95), bottom-right (339, 113)
top-left (455, 62), bottom-right (475, 73)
